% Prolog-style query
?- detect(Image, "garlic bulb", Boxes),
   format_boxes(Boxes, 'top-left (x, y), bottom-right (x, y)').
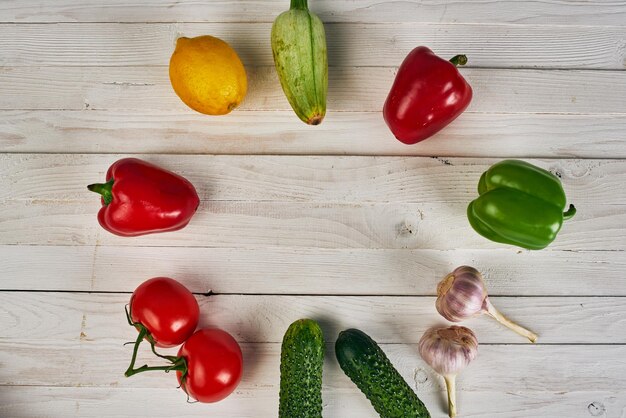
top-left (436, 266), bottom-right (537, 343)
top-left (419, 325), bottom-right (478, 418)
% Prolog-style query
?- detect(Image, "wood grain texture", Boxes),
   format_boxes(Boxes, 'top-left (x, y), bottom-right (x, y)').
top-left (1, 111), bottom-right (626, 158)
top-left (1, 340), bottom-right (625, 417)
top-left (0, 155), bottom-right (621, 251)
top-left (2, 246), bottom-right (625, 296)
top-left (0, 155), bottom-right (622, 251)
top-left (1, 200), bottom-right (622, 250)
top-left (2, 66), bottom-right (626, 114)
top-left (1, 0), bottom-right (625, 25)
top-left (1, 386), bottom-right (623, 418)
top-left (22, 340), bottom-right (626, 390)
top-left (1, 154), bottom-right (621, 204)
top-left (2, 22), bottom-right (626, 69)
top-left (2, 292), bottom-right (625, 344)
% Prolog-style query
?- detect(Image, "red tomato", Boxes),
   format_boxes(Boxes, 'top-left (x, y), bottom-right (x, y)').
top-left (176, 328), bottom-right (243, 403)
top-left (130, 277), bottom-right (199, 348)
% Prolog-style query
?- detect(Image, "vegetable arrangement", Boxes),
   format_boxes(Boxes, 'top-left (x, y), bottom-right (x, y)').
top-left (78, 1), bottom-right (581, 415)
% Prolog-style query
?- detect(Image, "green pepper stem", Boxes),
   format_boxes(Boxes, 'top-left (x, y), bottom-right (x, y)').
top-left (449, 55), bottom-right (468, 67)
top-left (563, 204), bottom-right (576, 220)
top-left (290, 0), bottom-right (308, 10)
top-left (87, 179), bottom-right (114, 205)
top-left (444, 375), bottom-right (457, 418)
top-left (484, 298), bottom-right (537, 343)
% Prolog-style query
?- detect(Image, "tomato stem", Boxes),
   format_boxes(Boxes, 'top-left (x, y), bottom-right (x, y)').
top-left (125, 358), bottom-right (187, 377)
top-left (124, 326), bottom-right (148, 377)
top-left (123, 305), bottom-right (188, 378)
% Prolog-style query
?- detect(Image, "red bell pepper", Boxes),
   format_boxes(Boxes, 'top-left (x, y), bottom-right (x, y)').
top-left (383, 46), bottom-right (473, 144)
top-left (87, 158), bottom-right (200, 237)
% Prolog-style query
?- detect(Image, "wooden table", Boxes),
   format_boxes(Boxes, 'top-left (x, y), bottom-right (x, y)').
top-left (1, 1), bottom-right (625, 417)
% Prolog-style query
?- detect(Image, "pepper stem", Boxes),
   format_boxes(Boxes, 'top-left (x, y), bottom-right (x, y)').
top-left (290, 0), bottom-right (308, 10)
top-left (449, 55), bottom-right (468, 67)
top-left (87, 179), bottom-right (114, 205)
top-left (444, 375), bottom-right (457, 418)
top-left (484, 298), bottom-right (537, 343)
top-left (563, 204), bottom-right (576, 220)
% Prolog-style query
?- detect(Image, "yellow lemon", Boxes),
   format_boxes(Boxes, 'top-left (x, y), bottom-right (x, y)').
top-left (169, 35), bottom-right (247, 115)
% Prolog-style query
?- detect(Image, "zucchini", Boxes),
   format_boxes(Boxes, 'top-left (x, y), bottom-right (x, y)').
top-left (279, 319), bottom-right (324, 417)
top-left (271, 0), bottom-right (328, 125)
top-left (335, 328), bottom-right (430, 418)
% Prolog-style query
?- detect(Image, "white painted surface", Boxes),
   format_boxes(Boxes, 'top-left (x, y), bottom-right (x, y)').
top-left (0, 1), bottom-right (625, 417)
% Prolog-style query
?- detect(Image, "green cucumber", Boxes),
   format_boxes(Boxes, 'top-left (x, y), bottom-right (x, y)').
top-left (335, 328), bottom-right (430, 418)
top-left (279, 319), bottom-right (324, 417)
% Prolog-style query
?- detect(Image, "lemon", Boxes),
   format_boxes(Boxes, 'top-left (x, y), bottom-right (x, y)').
top-left (169, 35), bottom-right (247, 115)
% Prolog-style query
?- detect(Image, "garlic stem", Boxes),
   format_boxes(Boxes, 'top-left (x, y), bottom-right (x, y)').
top-left (444, 375), bottom-right (457, 418)
top-left (484, 299), bottom-right (537, 343)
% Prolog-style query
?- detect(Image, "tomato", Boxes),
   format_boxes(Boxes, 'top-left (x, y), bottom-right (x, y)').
top-left (129, 277), bottom-right (199, 348)
top-left (176, 328), bottom-right (243, 403)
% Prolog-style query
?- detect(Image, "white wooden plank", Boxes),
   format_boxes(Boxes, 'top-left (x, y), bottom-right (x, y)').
top-left (2, 340), bottom-right (625, 392)
top-left (0, 155), bottom-right (621, 249)
top-left (1, 155), bottom-right (620, 204)
top-left (1, 0), bottom-right (626, 25)
top-left (2, 292), bottom-right (625, 344)
top-left (1, 340), bottom-right (624, 417)
top-left (1, 386), bottom-right (623, 418)
top-left (1, 111), bottom-right (626, 158)
top-left (2, 66), bottom-right (625, 114)
top-left (1, 246), bottom-right (625, 296)
top-left (2, 22), bottom-right (626, 69)
top-left (0, 200), bottom-right (622, 250)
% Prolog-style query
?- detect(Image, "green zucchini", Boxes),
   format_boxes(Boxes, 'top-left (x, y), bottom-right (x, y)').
top-left (335, 328), bottom-right (430, 418)
top-left (271, 0), bottom-right (328, 125)
top-left (279, 319), bottom-right (324, 417)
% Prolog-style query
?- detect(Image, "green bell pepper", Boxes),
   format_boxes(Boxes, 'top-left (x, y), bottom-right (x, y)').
top-left (467, 159), bottom-right (576, 250)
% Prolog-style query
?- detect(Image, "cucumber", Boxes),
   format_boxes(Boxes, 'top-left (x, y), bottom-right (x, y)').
top-left (279, 319), bottom-right (324, 417)
top-left (271, 0), bottom-right (328, 125)
top-left (335, 328), bottom-right (430, 418)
